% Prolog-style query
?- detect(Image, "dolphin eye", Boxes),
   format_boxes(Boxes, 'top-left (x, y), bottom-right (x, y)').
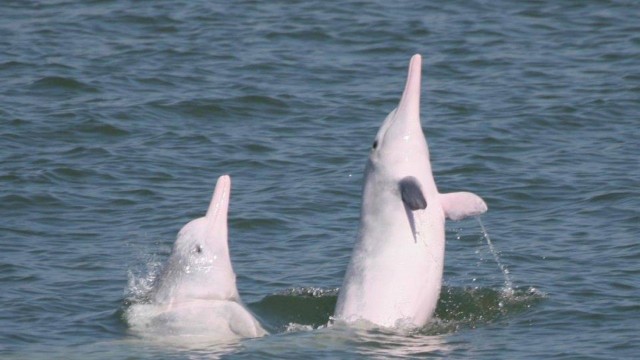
top-left (372, 140), bottom-right (378, 149)
top-left (194, 245), bottom-right (202, 254)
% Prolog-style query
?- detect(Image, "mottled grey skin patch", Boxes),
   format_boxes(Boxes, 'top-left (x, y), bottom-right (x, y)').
top-left (399, 176), bottom-right (427, 210)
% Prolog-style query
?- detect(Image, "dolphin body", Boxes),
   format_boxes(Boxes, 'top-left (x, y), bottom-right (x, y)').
top-left (126, 175), bottom-right (267, 343)
top-left (334, 54), bottom-right (488, 328)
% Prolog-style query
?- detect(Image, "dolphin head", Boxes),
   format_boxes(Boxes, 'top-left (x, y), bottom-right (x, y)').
top-left (152, 175), bottom-right (239, 305)
top-left (368, 55), bottom-right (433, 190)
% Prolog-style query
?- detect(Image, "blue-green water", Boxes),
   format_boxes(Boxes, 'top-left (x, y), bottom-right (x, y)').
top-left (1, 0), bottom-right (638, 358)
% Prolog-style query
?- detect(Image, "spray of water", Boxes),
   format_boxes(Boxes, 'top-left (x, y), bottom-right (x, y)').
top-left (476, 217), bottom-right (514, 296)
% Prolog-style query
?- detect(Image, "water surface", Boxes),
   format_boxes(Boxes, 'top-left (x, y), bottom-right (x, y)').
top-left (1, 0), bottom-right (638, 358)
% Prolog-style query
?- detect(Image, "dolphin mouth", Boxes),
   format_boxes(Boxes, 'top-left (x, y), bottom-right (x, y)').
top-left (376, 54), bottom-right (423, 147)
top-left (395, 54), bottom-right (422, 125)
top-left (206, 175), bottom-right (231, 221)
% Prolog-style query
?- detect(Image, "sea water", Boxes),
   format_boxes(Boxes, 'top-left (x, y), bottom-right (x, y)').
top-left (1, 0), bottom-right (638, 358)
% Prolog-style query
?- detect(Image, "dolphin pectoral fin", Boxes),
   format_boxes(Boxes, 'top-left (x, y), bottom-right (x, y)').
top-left (399, 176), bottom-right (427, 211)
top-left (440, 192), bottom-right (488, 221)
top-left (403, 205), bottom-right (418, 243)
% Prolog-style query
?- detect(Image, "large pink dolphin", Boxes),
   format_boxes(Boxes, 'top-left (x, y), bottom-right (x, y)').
top-left (334, 54), bottom-right (488, 328)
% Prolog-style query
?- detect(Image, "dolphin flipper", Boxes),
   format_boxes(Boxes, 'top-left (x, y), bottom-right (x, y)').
top-left (400, 176), bottom-right (427, 210)
top-left (440, 192), bottom-right (488, 221)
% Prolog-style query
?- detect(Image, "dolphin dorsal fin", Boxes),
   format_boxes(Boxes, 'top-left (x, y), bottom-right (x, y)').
top-left (440, 192), bottom-right (488, 221)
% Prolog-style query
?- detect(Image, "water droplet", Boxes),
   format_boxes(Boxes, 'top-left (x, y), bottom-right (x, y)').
top-left (477, 217), bottom-right (514, 291)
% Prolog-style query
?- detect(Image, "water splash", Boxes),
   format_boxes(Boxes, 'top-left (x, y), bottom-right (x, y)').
top-left (476, 217), bottom-right (514, 296)
top-left (123, 244), bottom-right (166, 306)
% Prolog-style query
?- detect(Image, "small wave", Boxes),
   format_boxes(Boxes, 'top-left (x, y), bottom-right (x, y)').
top-left (265, 29), bottom-right (333, 41)
top-left (151, 96), bottom-right (292, 120)
top-left (0, 193), bottom-right (64, 208)
top-left (50, 167), bottom-right (98, 181)
top-left (249, 287), bottom-right (338, 332)
top-left (432, 286), bottom-right (545, 332)
top-left (75, 119), bottom-right (129, 137)
top-left (60, 145), bottom-right (112, 157)
top-left (29, 76), bottom-right (98, 93)
top-left (0, 60), bottom-right (33, 71)
top-left (151, 98), bottom-right (228, 119)
top-left (0, 262), bottom-right (39, 283)
top-left (234, 95), bottom-right (288, 108)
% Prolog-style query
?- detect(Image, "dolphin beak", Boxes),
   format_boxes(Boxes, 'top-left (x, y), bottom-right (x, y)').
top-left (395, 54), bottom-right (422, 128)
top-left (205, 175), bottom-right (231, 227)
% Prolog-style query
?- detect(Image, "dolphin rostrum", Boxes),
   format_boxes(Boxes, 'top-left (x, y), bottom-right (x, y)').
top-left (334, 54), bottom-right (488, 328)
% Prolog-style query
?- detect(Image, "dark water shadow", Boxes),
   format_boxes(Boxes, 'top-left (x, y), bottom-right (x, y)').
top-left (249, 285), bottom-right (546, 334)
